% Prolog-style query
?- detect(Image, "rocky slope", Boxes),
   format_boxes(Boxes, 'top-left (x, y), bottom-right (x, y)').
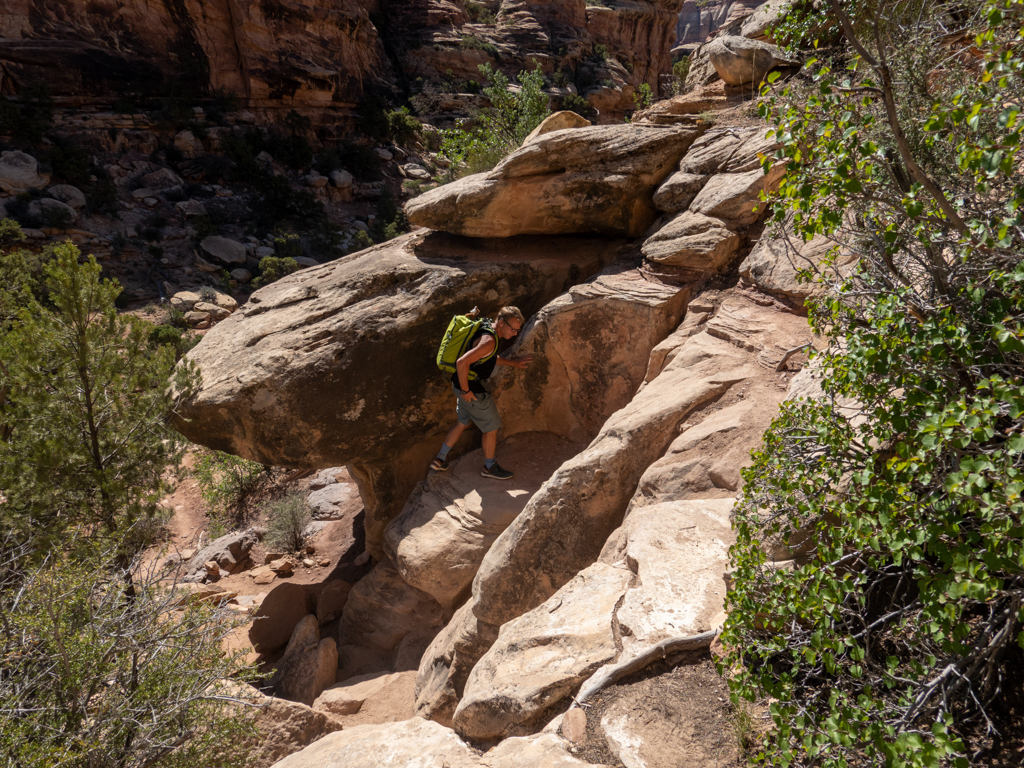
top-left (168, 39), bottom-right (832, 751)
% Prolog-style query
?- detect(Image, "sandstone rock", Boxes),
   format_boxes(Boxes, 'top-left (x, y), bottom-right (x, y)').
top-left (200, 235), bottom-right (247, 265)
top-left (453, 563), bottom-right (636, 740)
top-left (678, 127), bottom-right (754, 176)
top-left (175, 199), bottom-right (207, 217)
top-left (316, 579), bottom-right (352, 625)
top-left (406, 125), bottom-right (703, 238)
top-left (173, 230), bottom-right (624, 558)
top-left (46, 184), bottom-right (86, 209)
top-left (293, 256), bottom-right (319, 268)
top-left (184, 528), bottom-right (259, 577)
top-left (252, 567), bottom-right (277, 585)
top-left (420, 327), bottom-right (765, 711)
top-left (309, 467), bottom-right (348, 490)
top-left (168, 582), bottom-right (234, 607)
top-left (307, 482), bottom-right (361, 521)
top-left (270, 557), bottom-right (295, 576)
top-left (273, 615), bottom-right (339, 706)
top-left (174, 130), bottom-right (203, 158)
top-left (28, 198), bottom-right (78, 227)
top-left (314, 671), bottom-right (401, 716)
top-left (231, 268), bottom-right (253, 283)
top-left (337, 561), bottom-right (445, 679)
top-left (329, 170), bottom-right (353, 188)
top-left (688, 165), bottom-right (785, 227)
top-left (641, 212), bottom-right (741, 271)
top-left (193, 301), bottom-right (232, 321)
top-left (212, 292), bottom-right (238, 311)
top-left (490, 265), bottom-right (690, 445)
top-left (652, 171), bottom-right (707, 213)
top-left (615, 499), bottom-right (735, 656)
top-left (250, 582), bottom-right (316, 653)
top-left (170, 291), bottom-right (202, 312)
top-left (402, 163), bottom-right (432, 180)
top-left (0, 151), bottom-right (49, 194)
top-left (140, 167), bottom-right (184, 190)
top-left (374, 148), bottom-right (393, 161)
top-left (741, 0), bottom-right (792, 41)
top-left (739, 226), bottom-right (856, 300)
top-left (415, 602), bottom-right (500, 727)
top-left (481, 732), bottom-right (607, 767)
top-left (384, 432), bottom-right (582, 610)
top-left (706, 35), bottom-right (799, 87)
top-left (522, 110), bottom-right (592, 145)
top-left (268, 718), bottom-right (477, 768)
top-left (250, 692), bottom-right (344, 768)
top-left (130, 187), bottom-right (156, 200)
top-left (561, 707), bottom-right (588, 744)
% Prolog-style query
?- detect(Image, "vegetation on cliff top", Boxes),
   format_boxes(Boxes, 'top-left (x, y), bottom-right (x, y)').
top-left (725, 1), bottom-right (1024, 765)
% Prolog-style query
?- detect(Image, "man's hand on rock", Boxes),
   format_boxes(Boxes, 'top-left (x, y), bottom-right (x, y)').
top-left (511, 355), bottom-right (534, 369)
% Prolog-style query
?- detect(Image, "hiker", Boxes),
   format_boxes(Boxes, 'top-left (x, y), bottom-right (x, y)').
top-left (431, 306), bottom-right (533, 479)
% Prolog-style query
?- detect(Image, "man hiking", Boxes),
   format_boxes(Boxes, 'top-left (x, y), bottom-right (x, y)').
top-left (431, 306), bottom-right (532, 479)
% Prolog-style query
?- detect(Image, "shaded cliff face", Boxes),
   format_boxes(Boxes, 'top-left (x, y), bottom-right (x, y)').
top-left (0, 0), bottom-right (391, 122)
top-left (675, 0), bottom-right (764, 47)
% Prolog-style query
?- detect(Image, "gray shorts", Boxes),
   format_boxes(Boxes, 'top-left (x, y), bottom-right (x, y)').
top-left (454, 385), bottom-right (503, 433)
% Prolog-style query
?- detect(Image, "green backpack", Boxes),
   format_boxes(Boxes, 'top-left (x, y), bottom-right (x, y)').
top-left (436, 308), bottom-right (497, 380)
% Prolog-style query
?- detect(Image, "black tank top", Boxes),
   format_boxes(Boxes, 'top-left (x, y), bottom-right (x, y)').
top-left (451, 324), bottom-right (498, 394)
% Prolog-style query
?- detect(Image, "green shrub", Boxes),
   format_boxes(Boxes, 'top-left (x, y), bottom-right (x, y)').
top-left (593, 43), bottom-right (609, 61)
top-left (263, 492), bottom-right (312, 553)
top-left (351, 230), bottom-right (375, 251)
top-left (632, 82), bottom-right (654, 111)
top-left (724, 2), bottom-right (1024, 766)
top-left (440, 62), bottom-right (550, 177)
top-left (252, 255), bottom-right (300, 288)
top-left (274, 233), bottom-right (303, 260)
top-left (387, 107), bottom-right (422, 145)
top-left (460, 34), bottom-right (499, 57)
top-left (465, 1), bottom-right (496, 24)
top-left (560, 93), bottom-right (596, 121)
top-left (147, 323), bottom-right (200, 359)
top-left (191, 449), bottom-right (266, 515)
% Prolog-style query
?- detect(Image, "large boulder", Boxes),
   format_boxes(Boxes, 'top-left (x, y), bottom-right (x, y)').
top-left (614, 499), bottom-right (735, 657)
top-left (384, 432), bottom-right (582, 611)
top-left (522, 110), bottom-right (592, 145)
top-left (199, 235), bottom-right (247, 266)
top-left (406, 124), bottom-right (703, 238)
top-left (705, 35), bottom-right (799, 87)
top-left (688, 165), bottom-right (785, 227)
top-left (741, 0), bottom-right (792, 41)
top-left (46, 184), bottom-right (87, 210)
top-left (173, 230), bottom-right (625, 558)
top-left (269, 718), bottom-right (477, 768)
top-left (453, 563), bottom-right (636, 740)
top-left (268, 718), bottom-right (603, 768)
top-left (28, 197), bottom-right (78, 227)
top-left (739, 225), bottom-right (858, 300)
top-left (489, 265), bottom-right (691, 444)
top-left (314, 671), bottom-right (401, 716)
top-left (640, 212), bottom-right (742, 271)
top-left (415, 601), bottom-right (500, 727)
top-left (185, 528), bottom-right (260, 578)
top-left (230, 684), bottom-right (344, 768)
top-left (0, 151), bottom-right (49, 194)
top-left (336, 561), bottom-right (446, 680)
top-left (273, 615), bottom-right (339, 706)
top-left (249, 582), bottom-right (318, 653)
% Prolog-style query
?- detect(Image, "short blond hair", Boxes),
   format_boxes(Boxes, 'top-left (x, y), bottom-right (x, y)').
top-left (496, 306), bottom-right (524, 325)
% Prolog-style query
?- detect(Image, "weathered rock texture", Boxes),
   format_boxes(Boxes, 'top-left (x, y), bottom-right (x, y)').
top-left (406, 124), bottom-right (703, 238)
top-left (0, 0), bottom-right (390, 129)
top-left (384, 432), bottom-right (583, 611)
top-left (174, 230), bottom-right (625, 557)
top-left (268, 717), bottom-right (605, 768)
top-left (453, 563), bottom-right (636, 739)
top-left (675, 0), bottom-right (764, 46)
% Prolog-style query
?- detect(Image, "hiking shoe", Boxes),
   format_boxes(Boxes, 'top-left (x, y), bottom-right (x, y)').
top-left (481, 462), bottom-right (513, 480)
top-left (431, 455), bottom-right (451, 472)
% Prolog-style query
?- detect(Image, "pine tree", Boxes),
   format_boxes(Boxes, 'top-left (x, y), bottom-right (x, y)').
top-left (0, 239), bottom-right (199, 554)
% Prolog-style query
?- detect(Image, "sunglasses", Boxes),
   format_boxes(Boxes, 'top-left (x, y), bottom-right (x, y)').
top-left (502, 319), bottom-right (522, 334)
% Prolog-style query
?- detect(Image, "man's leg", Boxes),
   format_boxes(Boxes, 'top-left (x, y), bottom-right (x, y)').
top-left (432, 420), bottom-right (469, 470)
top-left (481, 430), bottom-right (497, 461)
